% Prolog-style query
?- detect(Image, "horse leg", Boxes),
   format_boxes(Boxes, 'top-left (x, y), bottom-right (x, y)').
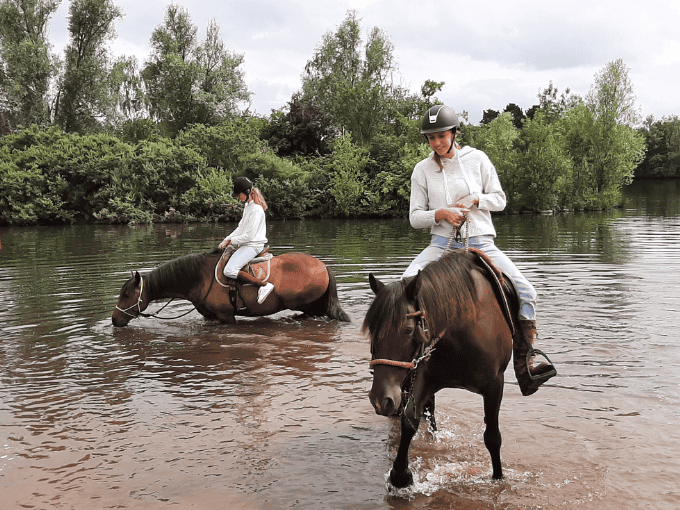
top-left (482, 376), bottom-right (505, 480)
top-left (389, 397), bottom-right (420, 488)
top-left (423, 395), bottom-right (437, 432)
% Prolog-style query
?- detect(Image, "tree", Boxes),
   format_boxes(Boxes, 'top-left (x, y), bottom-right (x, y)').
top-left (53, 0), bottom-right (123, 133)
top-left (476, 112), bottom-right (520, 207)
top-left (109, 55), bottom-right (146, 123)
top-left (301, 10), bottom-right (406, 146)
top-left (586, 58), bottom-right (640, 127)
top-left (0, 0), bottom-right (60, 129)
top-left (637, 115), bottom-right (680, 178)
top-left (142, 6), bottom-right (250, 137)
top-left (536, 81), bottom-right (580, 121)
top-left (584, 59), bottom-right (645, 203)
top-left (516, 110), bottom-right (573, 211)
top-left (261, 92), bottom-right (336, 157)
top-left (480, 109), bottom-right (500, 125)
top-left (503, 103), bottom-right (525, 129)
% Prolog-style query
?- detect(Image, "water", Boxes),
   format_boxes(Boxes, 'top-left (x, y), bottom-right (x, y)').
top-left (1, 180), bottom-right (679, 509)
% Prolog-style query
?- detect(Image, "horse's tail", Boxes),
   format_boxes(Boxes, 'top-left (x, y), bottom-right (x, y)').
top-left (323, 266), bottom-right (351, 322)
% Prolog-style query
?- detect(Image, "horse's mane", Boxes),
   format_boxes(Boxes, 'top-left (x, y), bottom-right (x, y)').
top-left (415, 249), bottom-right (487, 337)
top-left (145, 250), bottom-right (218, 294)
top-left (362, 278), bottom-right (411, 347)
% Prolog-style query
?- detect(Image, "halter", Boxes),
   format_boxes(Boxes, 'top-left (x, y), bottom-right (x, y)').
top-left (369, 310), bottom-right (446, 415)
top-left (115, 275), bottom-right (146, 318)
top-left (115, 271), bottom-right (215, 322)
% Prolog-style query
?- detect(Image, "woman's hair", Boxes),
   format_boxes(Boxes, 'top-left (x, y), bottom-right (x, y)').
top-left (251, 187), bottom-right (268, 211)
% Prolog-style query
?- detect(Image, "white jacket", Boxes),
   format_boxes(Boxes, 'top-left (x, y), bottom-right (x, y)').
top-left (225, 201), bottom-right (268, 249)
top-left (409, 146), bottom-right (506, 239)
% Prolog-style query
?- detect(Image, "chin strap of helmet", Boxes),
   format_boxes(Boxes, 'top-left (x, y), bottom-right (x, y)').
top-left (447, 128), bottom-right (457, 154)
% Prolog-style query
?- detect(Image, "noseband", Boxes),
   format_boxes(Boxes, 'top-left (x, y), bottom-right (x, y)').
top-left (115, 275), bottom-right (145, 318)
top-left (369, 310), bottom-right (444, 416)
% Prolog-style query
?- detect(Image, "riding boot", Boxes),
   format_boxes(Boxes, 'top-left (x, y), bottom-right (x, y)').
top-left (513, 320), bottom-right (557, 396)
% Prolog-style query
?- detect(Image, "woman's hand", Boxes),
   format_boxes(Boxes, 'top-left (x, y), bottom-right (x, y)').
top-left (456, 194), bottom-right (479, 209)
top-left (219, 238), bottom-right (230, 250)
top-left (435, 206), bottom-right (469, 228)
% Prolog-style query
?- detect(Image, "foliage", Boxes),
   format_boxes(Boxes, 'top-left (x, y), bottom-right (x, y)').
top-left (516, 111), bottom-right (573, 211)
top-left (240, 150), bottom-right (309, 181)
top-left (254, 176), bottom-right (312, 219)
top-left (178, 168), bottom-right (239, 222)
top-left (637, 115), bottom-right (680, 178)
top-left (0, 0), bottom-right (59, 129)
top-left (586, 58), bottom-right (640, 127)
top-left (503, 103), bottom-right (526, 129)
top-left (0, 4), bottom-right (667, 226)
top-left (261, 93), bottom-right (336, 157)
top-left (54, 0), bottom-right (123, 133)
top-left (174, 121), bottom-right (263, 172)
top-left (301, 10), bottom-right (428, 147)
top-left (327, 134), bottom-right (369, 217)
top-left (142, 5), bottom-right (250, 137)
top-left (476, 113), bottom-right (521, 207)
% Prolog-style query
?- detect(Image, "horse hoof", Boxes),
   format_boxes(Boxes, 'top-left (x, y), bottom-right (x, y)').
top-left (389, 467), bottom-right (413, 488)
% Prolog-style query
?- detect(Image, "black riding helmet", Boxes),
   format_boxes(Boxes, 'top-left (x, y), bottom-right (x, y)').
top-left (420, 105), bottom-right (460, 154)
top-left (233, 176), bottom-right (253, 197)
top-left (420, 105), bottom-right (460, 134)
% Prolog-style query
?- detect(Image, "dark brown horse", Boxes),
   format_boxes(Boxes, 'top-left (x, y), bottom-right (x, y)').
top-left (112, 250), bottom-right (350, 327)
top-left (363, 249), bottom-right (514, 488)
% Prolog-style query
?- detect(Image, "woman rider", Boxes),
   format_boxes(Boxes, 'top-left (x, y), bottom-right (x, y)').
top-left (219, 176), bottom-right (274, 304)
top-left (404, 105), bottom-right (556, 396)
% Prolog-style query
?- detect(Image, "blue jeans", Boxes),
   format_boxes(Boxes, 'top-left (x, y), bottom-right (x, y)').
top-left (402, 235), bottom-right (537, 321)
top-left (223, 245), bottom-right (260, 279)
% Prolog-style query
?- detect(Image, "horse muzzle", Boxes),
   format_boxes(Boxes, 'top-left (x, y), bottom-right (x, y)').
top-left (369, 382), bottom-right (402, 417)
top-left (111, 312), bottom-right (132, 327)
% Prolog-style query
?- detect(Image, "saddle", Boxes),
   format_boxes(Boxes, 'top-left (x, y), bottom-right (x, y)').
top-left (471, 249), bottom-right (520, 337)
top-left (216, 246), bottom-right (274, 311)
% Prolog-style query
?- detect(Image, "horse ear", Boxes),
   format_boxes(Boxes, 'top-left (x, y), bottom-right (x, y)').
top-left (134, 271), bottom-right (141, 283)
top-left (404, 271), bottom-right (420, 302)
top-left (368, 273), bottom-right (385, 295)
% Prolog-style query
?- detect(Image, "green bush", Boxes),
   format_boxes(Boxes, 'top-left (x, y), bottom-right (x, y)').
top-left (254, 176), bottom-right (312, 219)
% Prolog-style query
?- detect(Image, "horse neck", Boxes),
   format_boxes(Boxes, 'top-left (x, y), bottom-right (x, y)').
top-left (145, 253), bottom-right (209, 302)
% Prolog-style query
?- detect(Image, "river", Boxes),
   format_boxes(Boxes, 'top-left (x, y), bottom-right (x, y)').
top-left (1, 179), bottom-right (679, 509)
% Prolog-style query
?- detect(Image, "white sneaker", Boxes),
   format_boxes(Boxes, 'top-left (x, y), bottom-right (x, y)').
top-left (257, 282), bottom-right (274, 304)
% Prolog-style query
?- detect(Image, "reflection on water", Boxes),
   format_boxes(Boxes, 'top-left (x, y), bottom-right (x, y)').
top-left (1, 180), bottom-right (680, 509)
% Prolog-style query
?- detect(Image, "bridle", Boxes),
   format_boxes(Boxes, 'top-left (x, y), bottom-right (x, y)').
top-left (115, 271), bottom-right (215, 321)
top-left (369, 310), bottom-right (446, 415)
top-left (114, 275), bottom-right (146, 318)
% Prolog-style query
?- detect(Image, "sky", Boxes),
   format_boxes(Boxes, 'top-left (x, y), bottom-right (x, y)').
top-left (47, 0), bottom-right (680, 125)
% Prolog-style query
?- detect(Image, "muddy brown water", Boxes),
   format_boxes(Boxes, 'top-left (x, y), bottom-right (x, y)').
top-left (1, 180), bottom-right (679, 509)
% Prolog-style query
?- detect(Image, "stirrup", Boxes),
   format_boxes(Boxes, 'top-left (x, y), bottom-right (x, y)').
top-left (526, 348), bottom-right (557, 381)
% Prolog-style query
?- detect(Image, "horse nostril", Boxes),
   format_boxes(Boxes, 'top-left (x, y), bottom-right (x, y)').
top-left (382, 397), bottom-right (396, 416)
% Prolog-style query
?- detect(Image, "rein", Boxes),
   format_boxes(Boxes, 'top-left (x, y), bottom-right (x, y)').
top-left (445, 212), bottom-right (469, 253)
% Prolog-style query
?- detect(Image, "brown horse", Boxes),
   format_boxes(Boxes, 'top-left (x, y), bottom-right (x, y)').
top-left (112, 249), bottom-right (350, 327)
top-left (363, 249), bottom-right (514, 488)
